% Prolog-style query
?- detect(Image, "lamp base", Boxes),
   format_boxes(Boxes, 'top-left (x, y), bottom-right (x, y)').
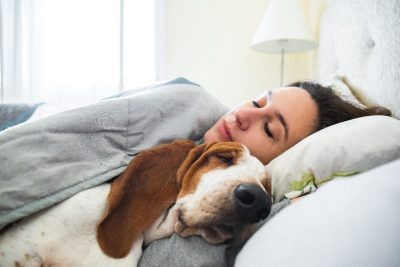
top-left (280, 48), bottom-right (285, 86)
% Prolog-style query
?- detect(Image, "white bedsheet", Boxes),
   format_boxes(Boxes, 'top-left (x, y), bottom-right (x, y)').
top-left (236, 158), bottom-right (400, 267)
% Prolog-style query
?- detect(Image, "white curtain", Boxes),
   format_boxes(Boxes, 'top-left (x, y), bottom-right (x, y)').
top-left (0, 0), bottom-right (155, 106)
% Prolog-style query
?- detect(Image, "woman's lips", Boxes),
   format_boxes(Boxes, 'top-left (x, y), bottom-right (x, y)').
top-left (220, 120), bottom-right (233, 141)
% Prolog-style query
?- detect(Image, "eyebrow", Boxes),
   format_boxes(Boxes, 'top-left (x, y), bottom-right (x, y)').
top-left (269, 91), bottom-right (289, 141)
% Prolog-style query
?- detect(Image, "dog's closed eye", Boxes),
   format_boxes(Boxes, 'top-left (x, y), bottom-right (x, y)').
top-left (212, 150), bottom-right (239, 166)
top-left (216, 155), bottom-right (234, 166)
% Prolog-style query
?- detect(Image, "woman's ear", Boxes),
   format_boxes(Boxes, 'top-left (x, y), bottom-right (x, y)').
top-left (97, 139), bottom-right (196, 258)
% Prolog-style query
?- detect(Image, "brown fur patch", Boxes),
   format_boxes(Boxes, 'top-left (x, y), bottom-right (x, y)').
top-left (97, 140), bottom-right (196, 258)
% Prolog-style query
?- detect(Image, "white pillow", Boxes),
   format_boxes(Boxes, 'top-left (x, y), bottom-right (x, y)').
top-left (266, 115), bottom-right (400, 202)
top-left (236, 158), bottom-right (400, 267)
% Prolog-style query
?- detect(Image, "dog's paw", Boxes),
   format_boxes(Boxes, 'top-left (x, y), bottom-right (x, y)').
top-left (199, 226), bottom-right (234, 244)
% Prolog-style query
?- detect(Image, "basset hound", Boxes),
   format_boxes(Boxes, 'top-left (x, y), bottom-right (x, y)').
top-left (0, 140), bottom-right (272, 267)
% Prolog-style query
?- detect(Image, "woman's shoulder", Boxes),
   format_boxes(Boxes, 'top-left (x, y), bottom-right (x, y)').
top-left (146, 77), bottom-right (214, 99)
top-left (111, 77), bottom-right (207, 99)
top-left (123, 77), bottom-right (228, 112)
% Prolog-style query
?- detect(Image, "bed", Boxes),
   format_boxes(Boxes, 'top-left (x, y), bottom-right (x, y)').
top-left (0, 0), bottom-right (399, 266)
top-left (235, 0), bottom-right (400, 266)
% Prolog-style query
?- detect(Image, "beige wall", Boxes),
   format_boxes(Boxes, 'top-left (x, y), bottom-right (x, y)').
top-left (159, 0), bottom-right (328, 107)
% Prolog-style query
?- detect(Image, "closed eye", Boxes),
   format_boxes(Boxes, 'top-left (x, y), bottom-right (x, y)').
top-left (217, 156), bottom-right (234, 166)
top-left (264, 123), bottom-right (273, 138)
top-left (252, 100), bottom-right (261, 108)
top-left (253, 101), bottom-right (273, 139)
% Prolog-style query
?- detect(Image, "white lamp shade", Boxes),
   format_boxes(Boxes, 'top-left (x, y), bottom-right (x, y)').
top-left (251, 0), bottom-right (317, 53)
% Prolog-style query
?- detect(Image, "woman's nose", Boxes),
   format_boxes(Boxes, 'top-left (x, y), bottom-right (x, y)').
top-left (234, 106), bottom-right (265, 130)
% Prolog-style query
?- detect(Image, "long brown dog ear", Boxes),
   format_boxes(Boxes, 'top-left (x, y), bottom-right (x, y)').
top-left (176, 142), bottom-right (211, 186)
top-left (97, 139), bottom-right (196, 258)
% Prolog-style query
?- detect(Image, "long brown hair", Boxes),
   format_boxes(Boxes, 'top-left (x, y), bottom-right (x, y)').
top-left (287, 81), bottom-right (392, 131)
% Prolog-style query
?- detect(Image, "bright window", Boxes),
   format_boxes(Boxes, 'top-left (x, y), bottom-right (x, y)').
top-left (0, 0), bottom-right (156, 106)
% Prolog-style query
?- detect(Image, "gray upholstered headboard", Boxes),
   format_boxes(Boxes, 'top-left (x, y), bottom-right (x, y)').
top-left (318, 0), bottom-right (400, 118)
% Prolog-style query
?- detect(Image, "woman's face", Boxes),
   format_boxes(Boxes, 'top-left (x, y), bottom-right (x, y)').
top-left (204, 87), bottom-right (318, 164)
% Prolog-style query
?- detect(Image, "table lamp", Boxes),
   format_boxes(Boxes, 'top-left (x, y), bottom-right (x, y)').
top-left (251, 0), bottom-right (317, 86)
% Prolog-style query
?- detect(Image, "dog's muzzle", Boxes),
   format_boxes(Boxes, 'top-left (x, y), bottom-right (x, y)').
top-left (234, 184), bottom-right (272, 224)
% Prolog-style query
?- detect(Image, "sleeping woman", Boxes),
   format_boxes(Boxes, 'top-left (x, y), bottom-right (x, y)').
top-left (0, 78), bottom-right (390, 266)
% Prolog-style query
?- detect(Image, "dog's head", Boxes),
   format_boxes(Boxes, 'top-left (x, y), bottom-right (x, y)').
top-left (97, 140), bottom-right (271, 258)
top-left (174, 141), bottom-right (271, 244)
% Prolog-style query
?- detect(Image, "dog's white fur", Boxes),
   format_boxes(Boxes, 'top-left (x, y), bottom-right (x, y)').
top-left (0, 144), bottom-right (267, 267)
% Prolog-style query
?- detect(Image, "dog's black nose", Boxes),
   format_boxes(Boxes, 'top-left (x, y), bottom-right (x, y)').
top-left (234, 184), bottom-right (272, 224)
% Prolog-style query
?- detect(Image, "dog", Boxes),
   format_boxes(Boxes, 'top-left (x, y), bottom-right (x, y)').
top-left (0, 140), bottom-right (272, 267)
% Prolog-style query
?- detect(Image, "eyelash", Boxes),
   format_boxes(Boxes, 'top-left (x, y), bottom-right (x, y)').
top-left (252, 101), bottom-right (273, 138)
top-left (264, 123), bottom-right (273, 138)
top-left (252, 100), bottom-right (261, 108)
